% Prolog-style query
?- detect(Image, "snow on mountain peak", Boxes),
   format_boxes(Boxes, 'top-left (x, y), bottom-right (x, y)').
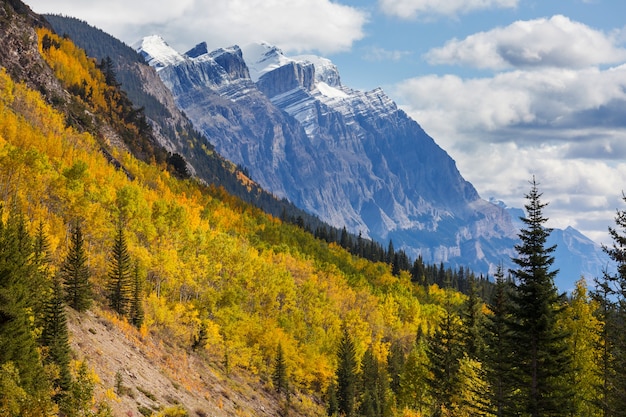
top-left (135, 35), bottom-right (184, 70)
top-left (293, 54), bottom-right (341, 87)
top-left (240, 42), bottom-right (294, 82)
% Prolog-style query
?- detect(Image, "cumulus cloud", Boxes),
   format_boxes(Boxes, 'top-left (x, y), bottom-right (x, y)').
top-left (28, 0), bottom-right (368, 54)
top-left (378, 0), bottom-right (518, 19)
top-left (425, 15), bottom-right (626, 69)
top-left (393, 59), bottom-right (626, 244)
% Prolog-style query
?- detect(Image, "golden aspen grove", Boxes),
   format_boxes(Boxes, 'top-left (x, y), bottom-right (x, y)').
top-left (1, 10), bottom-right (624, 417)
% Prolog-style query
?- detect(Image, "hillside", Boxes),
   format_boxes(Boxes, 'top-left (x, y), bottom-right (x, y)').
top-left (2, 2), bottom-right (624, 417)
top-left (0, 2), bottom-right (449, 415)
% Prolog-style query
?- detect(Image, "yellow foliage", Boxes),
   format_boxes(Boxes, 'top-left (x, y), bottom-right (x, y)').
top-left (0, 37), bottom-right (469, 408)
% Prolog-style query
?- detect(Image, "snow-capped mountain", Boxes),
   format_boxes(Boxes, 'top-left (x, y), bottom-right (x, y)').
top-left (135, 36), bottom-right (611, 282)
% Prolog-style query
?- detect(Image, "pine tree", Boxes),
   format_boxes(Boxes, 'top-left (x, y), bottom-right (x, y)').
top-left (61, 221), bottom-right (92, 312)
top-left (426, 291), bottom-right (463, 416)
top-left (272, 342), bottom-right (289, 398)
top-left (508, 178), bottom-right (573, 416)
top-left (107, 219), bottom-right (132, 316)
top-left (483, 265), bottom-right (516, 417)
top-left (0, 207), bottom-right (45, 393)
top-left (358, 347), bottom-right (390, 417)
top-left (335, 326), bottom-right (358, 417)
top-left (41, 276), bottom-right (72, 393)
top-left (594, 192), bottom-right (626, 415)
top-left (462, 273), bottom-right (485, 360)
top-left (129, 263), bottom-right (144, 328)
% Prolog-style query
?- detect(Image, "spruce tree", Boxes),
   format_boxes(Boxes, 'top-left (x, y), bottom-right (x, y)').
top-left (335, 326), bottom-right (358, 417)
top-left (272, 343), bottom-right (289, 398)
top-left (129, 263), bottom-right (144, 328)
top-left (41, 276), bottom-right (72, 393)
top-left (426, 291), bottom-right (463, 416)
top-left (483, 265), bottom-right (516, 417)
top-left (508, 178), bottom-right (573, 416)
top-left (61, 221), bottom-right (92, 312)
top-left (594, 192), bottom-right (626, 415)
top-left (107, 219), bottom-right (132, 316)
top-left (0, 207), bottom-right (46, 393)
top-left (358, 347), bottom-right (390, 417)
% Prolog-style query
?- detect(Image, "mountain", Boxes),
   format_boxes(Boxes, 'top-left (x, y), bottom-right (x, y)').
top-left (490, 198), bottom-right (613, 291)
top-left (135, 36), bottom-right (612, 283)
top-left (43, 15), bottom-right (611, 285)
top-left (44, 14), bottom-right (349, 235)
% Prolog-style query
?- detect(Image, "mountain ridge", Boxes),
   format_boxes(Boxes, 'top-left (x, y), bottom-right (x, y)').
top-left (136, 35), bottom-right (612, 283)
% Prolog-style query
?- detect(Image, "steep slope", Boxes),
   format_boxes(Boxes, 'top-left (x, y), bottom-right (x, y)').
top-left (137, 37), bottom-right (520, 273)
top-left (137, 37), bottom-right (613, 282)
top-left (44, 14), bottom-right (343, 235)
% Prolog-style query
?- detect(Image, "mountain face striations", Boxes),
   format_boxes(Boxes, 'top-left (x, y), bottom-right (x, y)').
top-left (136, 37), bottom-right (523, 273)
top-left (135, 36), bottom-right (612, 281)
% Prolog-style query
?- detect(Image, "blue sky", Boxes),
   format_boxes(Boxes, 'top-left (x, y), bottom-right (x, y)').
top-left (27, 0), bottom-right (626, 245)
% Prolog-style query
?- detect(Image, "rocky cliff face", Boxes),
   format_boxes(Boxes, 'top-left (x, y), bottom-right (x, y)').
top-left (136, 38), bottom-right (521, 273)
top-left (136, 37), bottom-right (611, 279)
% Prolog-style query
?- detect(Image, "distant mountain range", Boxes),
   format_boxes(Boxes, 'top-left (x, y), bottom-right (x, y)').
top-left (45, 16), bottom-right (613, 289)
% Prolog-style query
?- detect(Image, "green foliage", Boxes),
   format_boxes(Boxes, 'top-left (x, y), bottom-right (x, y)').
top-left (0, 207), bottom-right (45, 393)
top-left (107, 219), bottom-right (132, 316)
top-left (335, 327), bottom-right (357, 417)
top-left (41, 276), bottom-right (72, 393)
top-left (508, 178), bottom-right (574, 416)
top-left (483, 266), bottom-right (516, 416)
top-left (61, 221), bottom-right (92, 312)
top-left (358, 347), bottom-right (391, 417)
top-left (272, 343), bottom-right (289, 397)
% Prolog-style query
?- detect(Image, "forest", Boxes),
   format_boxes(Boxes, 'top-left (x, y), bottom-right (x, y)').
top-left (1, 24), bottom-right (626, 417)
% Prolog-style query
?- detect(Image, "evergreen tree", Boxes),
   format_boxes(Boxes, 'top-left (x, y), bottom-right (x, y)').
top-left (358, 347), bottom-right (390, 417)
top-left (129, 263), bottom-right (144, 328)
top-left (462, 273), bottom-right (485, 360)
top-left (594, 192), bottom-right (626, 415)
top-left (483, 265), bottom-right (516, 417)
top-left (41, 276), bottom-right (72, 394)
top-left (61, 221), bottom-right (92, 312)
top-left (107, 219), bottom-right (132, 316)
top-left (427, 291), bottom-right (463, 416)
top-left (0, 207), bottom-right (45, 393)
top-left (272, 343), bottom-right (289, 398)
top-left (508, 178), bottom-right (573, 416)
top-left (335, 326), bottom-right (358, 417)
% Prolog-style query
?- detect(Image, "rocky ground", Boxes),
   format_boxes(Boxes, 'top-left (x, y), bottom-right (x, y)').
top-left (67, 308), bottom-right (322, 417)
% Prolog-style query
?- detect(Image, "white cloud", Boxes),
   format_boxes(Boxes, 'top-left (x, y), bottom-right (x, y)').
top-left (28, 0), bottom-right (368, 54)
top-left (393, 62), bottom-right (626, 244)
top-left (378, 0), bottom-right (518, 19)
top-left (425, 15), bottom-right (626, 69)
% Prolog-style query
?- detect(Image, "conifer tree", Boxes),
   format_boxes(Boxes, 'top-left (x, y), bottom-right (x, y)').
top-left (107, 219), bottom-right (132, 316)
top-left (335, 326), bottom-right (358, 417)
top-left (0, 207), bottom-right (45, 393)
top-left (426, 292), bottom-right (463, 416)
top-left (129, 263), bottom-right (144, 328)
top-left (483, 265), bottom-right (516, 417)
top-left (594, 192), bottom-right (626, 415)
top-left (61, 221), bottom-right (92, 312)
top-left (462, 273), bottom-right (485, 360)
top-left (272, 342), bottom-right (289, 398)
top-left (41, 276), bottom-right (72, 393)
top-left (358, 346), bottom-right (391, 417)
top-left (508, 178), bottom-right (573, 416)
